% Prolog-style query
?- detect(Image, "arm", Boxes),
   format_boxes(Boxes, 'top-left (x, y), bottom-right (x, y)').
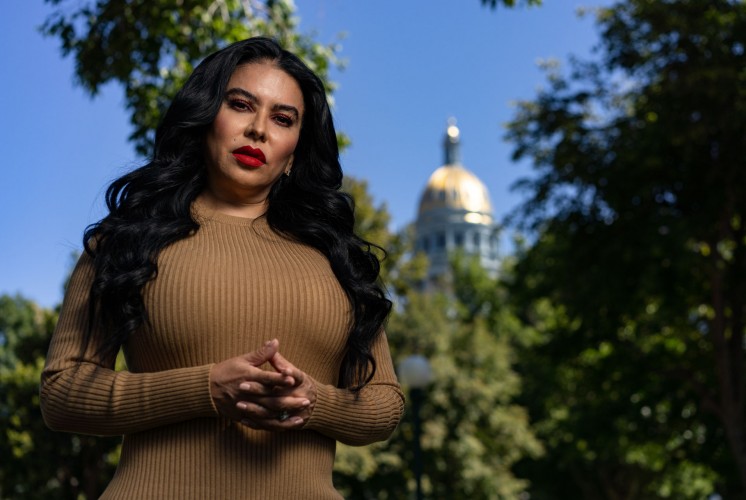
top-left (40, 254), bottom-right (218, 436)
top-left (304, 332), bottom-right (405, 446)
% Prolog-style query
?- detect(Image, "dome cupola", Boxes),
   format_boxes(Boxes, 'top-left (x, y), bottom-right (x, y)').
top-left (414, 119), bottom-right (500, 283)
top-left (417, 119), bottom-right (493, 224)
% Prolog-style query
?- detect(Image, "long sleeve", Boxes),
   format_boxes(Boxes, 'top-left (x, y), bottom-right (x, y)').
top-left (40, 254), bottom-right (218, 436)
top-left (304, 331), bottom-right (405, 446)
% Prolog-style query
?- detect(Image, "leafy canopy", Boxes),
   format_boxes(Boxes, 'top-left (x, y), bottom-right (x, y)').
top-left (506, 0), bottom-right (746, 496)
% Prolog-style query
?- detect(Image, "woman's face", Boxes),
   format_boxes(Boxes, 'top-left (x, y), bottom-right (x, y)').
top-left (204, 61), bottom-right (304, 208)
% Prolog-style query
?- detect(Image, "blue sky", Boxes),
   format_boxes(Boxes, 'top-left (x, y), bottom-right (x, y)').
top-left (1, 0), bottom-right (607, 308)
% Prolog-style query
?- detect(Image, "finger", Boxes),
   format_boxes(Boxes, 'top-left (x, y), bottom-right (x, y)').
top-left (235, 400), bottom-right (307, 428)
top-left (242, 339), bottom-right (279, 366)
top-left (240, 415), bottom-right (304, 431)
top-left (238, 380), bottom-right (288, 395)
top-left (247, 369), bottom-right (294, 388)
top-left (239, 380), bottom-right (304, 399)
top-left (252, 395), bottom-right (311, 413)
top-left (235, 397), bottom-right (310, 419)
top-left (270, 351), bottom-right (304, 384)
top-left (236, 400), bottom-right (275, 420)
top-left (240, 418), bottom-right (260, 429)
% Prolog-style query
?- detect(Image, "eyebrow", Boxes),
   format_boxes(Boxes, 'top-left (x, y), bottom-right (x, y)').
top-left (225, 87), bottom-right (300, 120)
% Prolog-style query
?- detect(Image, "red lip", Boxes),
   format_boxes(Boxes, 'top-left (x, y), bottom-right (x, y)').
top-left (232, 145), bottom-right (266, 168)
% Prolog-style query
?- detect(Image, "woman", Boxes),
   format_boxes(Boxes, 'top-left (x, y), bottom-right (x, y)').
top-left (41, 37), bottom-right (404, 499)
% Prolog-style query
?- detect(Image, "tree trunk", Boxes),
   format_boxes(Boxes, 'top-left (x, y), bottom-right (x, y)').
top-left (709, 214), bottom-right (746, 491)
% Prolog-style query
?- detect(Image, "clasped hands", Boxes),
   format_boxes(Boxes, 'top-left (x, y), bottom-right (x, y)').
top-left (209, 339), bottom-right (316, 430)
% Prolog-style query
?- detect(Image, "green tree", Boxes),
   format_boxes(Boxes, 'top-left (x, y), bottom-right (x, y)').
top-left (508, 285), bottom-right (720, 499)
top-left (42, 0), bottom-right (345, 155)
top-left (334, 252), bottom-right (543, 499)
top-left (0, 294), bottom-right (121, 499)
top-left (505, 0), bottom-right (746, 496)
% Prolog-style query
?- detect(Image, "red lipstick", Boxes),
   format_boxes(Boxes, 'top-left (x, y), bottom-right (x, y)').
top-left (232, 145), bottom-right (266, 168)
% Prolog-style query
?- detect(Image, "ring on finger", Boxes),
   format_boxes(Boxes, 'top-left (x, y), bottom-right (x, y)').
top-left (277, 411), bottom-right (290, 422)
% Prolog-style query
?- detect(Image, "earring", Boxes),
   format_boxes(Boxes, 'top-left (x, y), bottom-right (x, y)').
top-left (284, 170), bottom-right (291, 176)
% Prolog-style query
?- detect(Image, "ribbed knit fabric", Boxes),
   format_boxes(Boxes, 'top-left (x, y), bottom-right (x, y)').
top-left (40, 199), bottom-right (404, 499)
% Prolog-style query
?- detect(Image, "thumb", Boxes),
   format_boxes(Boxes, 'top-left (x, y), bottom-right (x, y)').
top-left (243, 339), bottom-right (279, 366)
top-left (270, 351), bottom-right (301, 381)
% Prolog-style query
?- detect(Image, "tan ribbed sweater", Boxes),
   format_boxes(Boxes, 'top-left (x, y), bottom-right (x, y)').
top-left (41, 201), bottom-right (404, 499)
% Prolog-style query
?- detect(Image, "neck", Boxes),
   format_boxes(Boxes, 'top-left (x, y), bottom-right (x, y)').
top-left (198, 190), bottom-right (268, 219)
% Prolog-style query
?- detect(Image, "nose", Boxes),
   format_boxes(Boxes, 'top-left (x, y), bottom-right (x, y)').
top-left (245, 113), bottom-right (267, 142)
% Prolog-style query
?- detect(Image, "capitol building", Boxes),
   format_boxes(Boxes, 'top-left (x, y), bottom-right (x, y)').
top-left (414, 120), bottom-right (500, 283)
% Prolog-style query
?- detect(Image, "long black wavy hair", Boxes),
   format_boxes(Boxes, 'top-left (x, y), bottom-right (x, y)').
top-left (84, 37), bottom-right (391, 390)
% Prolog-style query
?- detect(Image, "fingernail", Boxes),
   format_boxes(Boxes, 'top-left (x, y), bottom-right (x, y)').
top-left (237, 402), bottom-right (247, 410)
top-left (239, 383), bottom-right (251, 391)
top-left (291, 417), bottom-right (303, 425)
top-left (264, 340), bottom-right (272, 346)
top-left (301, 399), bottom-right (310, 407)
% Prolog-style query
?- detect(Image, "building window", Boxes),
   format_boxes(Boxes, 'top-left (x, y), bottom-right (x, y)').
top-left (437, 232), bottom-right (446, 249)
top-left (473, 232), bottom-right (481, 248)
top-left (454, 232), bottom-right (464, 247)
top-left (422, 237), bottom-right (430, 252)
top-left (491, 235), bottom-right (499, 255)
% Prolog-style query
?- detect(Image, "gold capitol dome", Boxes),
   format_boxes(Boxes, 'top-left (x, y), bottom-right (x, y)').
top-left (417, 119), bottom-right (493, 224)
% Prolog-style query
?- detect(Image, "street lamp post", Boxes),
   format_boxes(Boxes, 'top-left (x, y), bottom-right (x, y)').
top-left (397, 355), bottom-right (434, 500)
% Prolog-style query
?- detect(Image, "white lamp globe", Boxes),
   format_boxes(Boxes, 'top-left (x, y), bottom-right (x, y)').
top-left (397, 355), bottom-right (434, 389)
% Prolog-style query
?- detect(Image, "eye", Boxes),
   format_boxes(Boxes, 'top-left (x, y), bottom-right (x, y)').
top-left (227, 98), bottom-right (253, 111)
top-left (273, 114), bottom-right (295, 127)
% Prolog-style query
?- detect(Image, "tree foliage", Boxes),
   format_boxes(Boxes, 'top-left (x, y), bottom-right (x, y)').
top-left (41, 0), bottom-right (345, 155)
top-left (334, 251), bottom-right (542, 499)
top-left (506, 0), bottom-right (746, 497)
top-left (0, 294), bottom-right (121, 499)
